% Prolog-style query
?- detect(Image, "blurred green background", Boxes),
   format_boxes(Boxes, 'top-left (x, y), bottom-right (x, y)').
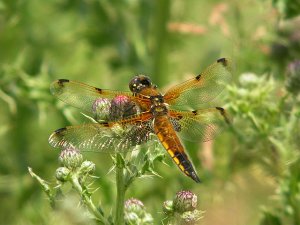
top-left (0, 0), bottom-right (300, 224)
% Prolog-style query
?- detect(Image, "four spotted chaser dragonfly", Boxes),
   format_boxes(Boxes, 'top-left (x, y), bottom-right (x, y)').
top-left (49, 58), bottom-right (232, 183)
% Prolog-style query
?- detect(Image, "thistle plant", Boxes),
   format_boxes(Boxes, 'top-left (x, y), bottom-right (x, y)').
top-left (225, 70), bottom-right (300, 225)
top-left (124, 198), bottom-right (153, 224)
top-left (29, 136), bottom-right (165, 224)
top-left (163, 190), bottom-right (204, 225)
top-left (285, 60), bottom-right (300, 95)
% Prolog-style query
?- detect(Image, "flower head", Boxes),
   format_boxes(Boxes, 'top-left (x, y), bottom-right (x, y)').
top-left (110, 95), bottom-right (140, 120)
top-left (173, 190), bottom-right (198, 213)
top-left (55, 167), bottom-right (70, 182)
top-left (59, 147), bottom-right (83, 169)
top-left (125, 198), bottom-right (145, 215)
top-left (124, 198), bottom-right (153, 224)
top-left (92, 98), bottom-right (111, 120)
top-left (180, 210), bottom-right (204, 225)
top-left (163, 200), bottom-right (174, 215)
top-left (286, 60), bottom-right (300, 95)
top-left (79, 160), bottom-right (96, 175)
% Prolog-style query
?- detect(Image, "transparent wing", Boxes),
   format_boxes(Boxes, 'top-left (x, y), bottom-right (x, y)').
top-left (50, 79), bottom-right (149, 116)
top-left (169, 107), bottom-right (231, 142)
top-left (164, 58), bottom-right (232, 110)
top-left (49, 112), bottom-right (155, 152)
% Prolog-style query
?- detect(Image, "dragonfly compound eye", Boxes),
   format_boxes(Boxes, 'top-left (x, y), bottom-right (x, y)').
top-left (129, 75), bottom-right (152, 93)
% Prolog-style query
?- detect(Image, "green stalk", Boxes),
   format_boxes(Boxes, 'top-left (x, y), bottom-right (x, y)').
top-left (115, 153), bottom-right (126, 225)
top-left (28, 167), bottom-right (56, 209)
top-left (153, 0), bottom-right (170, 86)
top-left (70, 174), bottom-right (109, 225)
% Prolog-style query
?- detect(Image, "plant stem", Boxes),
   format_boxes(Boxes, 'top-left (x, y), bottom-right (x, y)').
top-left (115, 154), bottom-right (126, 225)
top-left (153, 0), bottom-right (170, 86)
top-left (28, 167), bottom-right (56, 208)
top-left (70, 174), bottom-right (109, 225)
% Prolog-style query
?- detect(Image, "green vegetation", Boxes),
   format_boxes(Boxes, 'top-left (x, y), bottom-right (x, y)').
top-left (0, 0), bottom-right (299, 224)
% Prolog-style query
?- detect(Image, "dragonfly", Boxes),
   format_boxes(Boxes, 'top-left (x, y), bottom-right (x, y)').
top-left (49, 58), bottom-right (232, 183)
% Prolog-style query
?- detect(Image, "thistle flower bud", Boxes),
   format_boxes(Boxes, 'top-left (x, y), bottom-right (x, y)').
top-left (239, 72), bottom-right (259, 86)
top-left (110, 95), bottom-right (140, 120)
top-left (162, 200), bottom-right (174, 215)
top-left (124, 198), bottom-right (153, 224)
top-left (180, 210), bottom-right (203, 225)
top-left (59, 148), bottom-right (83, 169)
top-left (112, 95), bottom-right (131, 105)
top-left (286, 60), bottom-right (300, 95)
top-left (173, 190), bottom-right (197, 213)
top-left (92, 98), bottom-right (111, 120)
top-left (55, 167), bottom-right (70, 182)
top-left (79, 160), bottom-right (96, 175)
top-left (125, 198), bottom-right (144, 215)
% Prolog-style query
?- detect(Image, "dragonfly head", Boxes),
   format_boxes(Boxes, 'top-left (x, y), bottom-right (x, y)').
top-left (129, 75), bottom-right (156, 93)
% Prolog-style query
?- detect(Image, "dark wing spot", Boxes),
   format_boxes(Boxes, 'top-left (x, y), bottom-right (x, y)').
top-left (54, 127), bottom-right (67, 134)
top-left (57, 79), bottom-right (69, 87)
top-left (195, 74), bottom-right (201, 80)
top-left (216, 106), bottom-right (224, 112)
top-left (216, 107), bottom-right (231, 124)
top-left (192, 110), bottom-right (198, 115)
top-left (99, 122), bottom-right (109, 127)
top-left (95, 87), bottom-right (102, 93)
top-left (57, 79), bottom-right (69, 83)
top-left (217, 58), bottom-right (227, 66)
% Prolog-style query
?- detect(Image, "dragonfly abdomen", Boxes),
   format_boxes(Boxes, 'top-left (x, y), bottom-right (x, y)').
top-left (154, 116), bottom-right (201, 183)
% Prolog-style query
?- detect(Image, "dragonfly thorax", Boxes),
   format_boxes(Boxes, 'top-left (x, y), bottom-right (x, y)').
top-left (150, 95), bottom-right (168, 116)
top-left (150, 104), bottom-right (168, 116)
top-left (150, 95), bottom-right (164, 104)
